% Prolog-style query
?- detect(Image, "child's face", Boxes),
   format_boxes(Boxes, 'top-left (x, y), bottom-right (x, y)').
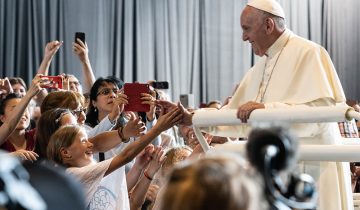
top-left (65, 130), bottom-right (93, 167)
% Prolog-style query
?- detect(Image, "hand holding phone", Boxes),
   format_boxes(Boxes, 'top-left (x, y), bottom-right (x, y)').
top-left (75, 32), bottom-right (85, 44)
top-left (40, 76), bottom-right (63, 89)
top-left (124, 83), bottom-right (150, 112)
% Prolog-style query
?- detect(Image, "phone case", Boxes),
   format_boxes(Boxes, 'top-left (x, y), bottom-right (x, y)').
top-left (40, 76), bottom-right (63, 89)
top-left (124, 83), bottom-right (150, 112)
top-left (75, 32), bottom-right (85, 44)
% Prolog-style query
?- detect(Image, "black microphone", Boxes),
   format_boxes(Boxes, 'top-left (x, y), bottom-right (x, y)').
top-left (246, 126), bottom-right (317, 210)
top-left (246, 126), bottom-right (298, 173)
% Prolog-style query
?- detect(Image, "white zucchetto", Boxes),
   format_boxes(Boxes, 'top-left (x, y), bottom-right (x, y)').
top-left (247, 0), bottom-right (285, 19)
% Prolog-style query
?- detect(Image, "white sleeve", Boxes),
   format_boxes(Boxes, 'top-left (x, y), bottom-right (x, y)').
top-left (84, 115), bottom-right (116, 138)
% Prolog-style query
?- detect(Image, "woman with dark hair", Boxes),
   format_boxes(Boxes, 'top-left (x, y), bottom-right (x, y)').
top-left (86, 77), bottom-right (160, 161)
top-left (0, 76), bottom-right (42, 161)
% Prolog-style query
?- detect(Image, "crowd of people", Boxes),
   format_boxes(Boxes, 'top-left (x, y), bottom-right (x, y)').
top-left (1, 0), bottom-right (360, 210)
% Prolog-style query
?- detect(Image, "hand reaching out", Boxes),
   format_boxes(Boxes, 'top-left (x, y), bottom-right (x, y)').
top-left (145, 146), bottom-right (166, 177)
top-left (0, 77), bottom-right (13, 98)
top-left (122, 112), bottom-right (147, 139)
top-left (133, 144), bottom-right (155, 170)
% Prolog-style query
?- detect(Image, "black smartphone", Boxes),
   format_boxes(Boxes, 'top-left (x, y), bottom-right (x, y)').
top-left (75, 32), bottom-right (85, 44)
top-left (152, 81), bottom-right (169, 89)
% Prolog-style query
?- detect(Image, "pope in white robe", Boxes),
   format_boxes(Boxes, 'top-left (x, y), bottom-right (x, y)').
top-left (157, 0), bottom-right (353, 209)
top-left (206, 1), bottom-right (352, 210)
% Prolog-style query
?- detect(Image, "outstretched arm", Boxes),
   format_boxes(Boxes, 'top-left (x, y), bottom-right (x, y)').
top-left (73, 39), bottom-right (95, 94)
top-left (37, 40), bottom-right (63, 76)
top-left (105, 108), bottom-right (182, 176)
top-left (35, 40), bottom-right (62, 105)
top-left (129, 147), bottom-right (166, 210)
top-left (0, 75), bottom-right (42, 144)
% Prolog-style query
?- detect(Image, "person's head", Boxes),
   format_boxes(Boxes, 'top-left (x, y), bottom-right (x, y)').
top-left (41, 91), bottom-right (86, 125)
top-left (9, 77), bottom-right (27, 97)
top-left (178, 125), bottom-right (198, 149)
top-left (160, 146), bottom-right (192, 178)
top-left (47, 125), bottom-right (93, 167)
top-left (36, 108), bottom-right (77, 158)
top-left (66, 74), bottom-right (82, 94)
top-left (0, 93), bottom-right (30, 130)
top-left (206, 100), bottom-right (222, 109)
top-left (159, 155), bottom-right (265, 210)
top-left (241, 0), bottom-right (286, 56)
top-left (86, 77), bottom-right (121, 127)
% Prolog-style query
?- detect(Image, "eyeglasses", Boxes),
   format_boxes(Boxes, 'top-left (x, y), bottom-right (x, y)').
top-left (96, 88), bottom-right (119, 96)
top-left (71, 107), bottom-right (87, 118)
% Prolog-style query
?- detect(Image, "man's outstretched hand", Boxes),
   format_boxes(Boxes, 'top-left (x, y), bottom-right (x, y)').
top-left (155, 100), bottom-right (193, 126)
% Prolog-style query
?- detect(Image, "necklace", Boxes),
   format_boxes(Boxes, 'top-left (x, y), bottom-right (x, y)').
top-left (256, 37), bottom-right (290, 103)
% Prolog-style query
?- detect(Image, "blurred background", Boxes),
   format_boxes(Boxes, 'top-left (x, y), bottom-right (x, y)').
top-left (0, 0), bottom-right (359, 105)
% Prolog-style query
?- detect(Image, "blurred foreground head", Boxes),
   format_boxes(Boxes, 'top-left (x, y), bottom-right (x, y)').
top-left (159, 154), bottom-right (266, 210)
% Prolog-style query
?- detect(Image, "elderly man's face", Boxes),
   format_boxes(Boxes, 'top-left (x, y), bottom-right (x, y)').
top-left (240, 6), bottom-right (269, 56)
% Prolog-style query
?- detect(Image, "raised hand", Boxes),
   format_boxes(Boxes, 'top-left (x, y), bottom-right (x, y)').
top-left (155, 100), bottom-right (193, 126)
top-left (0, 77), bottom-right (13, 98)
top-left (73, 39), bottom-right (90, 63)
top-left (145, 146), bottom-right (166, 178)
top-left (153, 108), bottom-right (183, 132)
top-left (44, 40), bottom-right (63, 60)
top-left (28, 74), bottom-right (43, 97)
top-left (133, 144), bottom-right (155, 170)
top-left (122, 112), bottom-right (147, 139)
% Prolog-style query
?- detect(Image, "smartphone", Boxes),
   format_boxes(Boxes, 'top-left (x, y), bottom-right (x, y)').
top-left (124, 83), bottom-right (150, 112)
top-left (152, 81), bottom-right (169, 89)
top-left (75, 32), bottom-right (85, 44)
top-left (40, 76), bottom-right (63, 89)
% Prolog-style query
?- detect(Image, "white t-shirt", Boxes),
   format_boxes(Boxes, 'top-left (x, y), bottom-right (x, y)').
top-left (66, 159), bottom-right (129, 210)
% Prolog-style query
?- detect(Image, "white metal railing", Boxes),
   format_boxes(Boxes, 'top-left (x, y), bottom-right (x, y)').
top-left (192, 106), bottom-right (360, 209)
top-left (193, 106), bottom-right (360, 157)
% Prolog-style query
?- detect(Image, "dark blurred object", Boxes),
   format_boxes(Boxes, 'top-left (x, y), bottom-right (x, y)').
top-left (0, 151), bottom-right (46, 210)
top-left (75, 32), bottom-right (85, 44)
top-left (0, 150), bottom-right (86, 210)
top-left (152, 81), bottom-right (169, 89)
top-left (246, 126), bottom-right (317, 210)
top-left (23, 161), bottom-right (86, 210)
top-left (199, 103), bottom-right (207, 108)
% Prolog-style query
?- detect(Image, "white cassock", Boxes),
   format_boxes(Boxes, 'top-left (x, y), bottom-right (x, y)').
top-left (204, 29), bottom-right (353, 210)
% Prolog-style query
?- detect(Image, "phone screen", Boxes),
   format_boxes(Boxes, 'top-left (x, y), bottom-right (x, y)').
top-left (75, 32), bottom-right (85, 44)
top-left (124, 83), bottom-right (150, 112)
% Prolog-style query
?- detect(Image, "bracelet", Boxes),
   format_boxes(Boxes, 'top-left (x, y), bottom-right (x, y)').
top-left (143, 170), bottom-right (153, 181)
top-left (117, 127), bottom-right (130, 143)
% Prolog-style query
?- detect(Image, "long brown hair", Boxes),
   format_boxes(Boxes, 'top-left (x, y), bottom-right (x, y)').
top-left (40, 91), bottom-right (84, 114)
top-left (47, 125), bottom-right (82, 166)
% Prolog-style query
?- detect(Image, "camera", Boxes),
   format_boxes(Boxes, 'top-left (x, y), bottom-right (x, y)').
top-left (152, 81), bottom-right (169, 89)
